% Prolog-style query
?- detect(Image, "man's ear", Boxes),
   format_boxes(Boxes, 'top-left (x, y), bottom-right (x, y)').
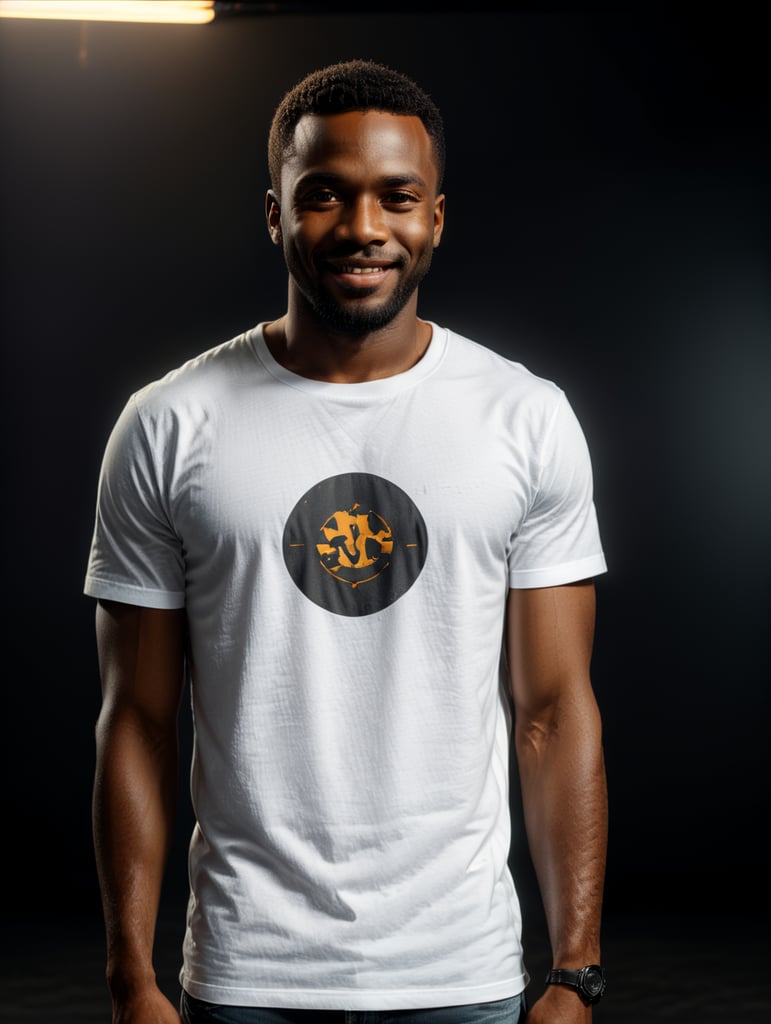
top-left (265, 190), bottom-right (282, 245)
top-left (433, 193), bottom-right (446, 249)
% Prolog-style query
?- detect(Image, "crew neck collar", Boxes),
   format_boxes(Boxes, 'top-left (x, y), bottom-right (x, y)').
top-left (250, 322), bottom-right (447, 400)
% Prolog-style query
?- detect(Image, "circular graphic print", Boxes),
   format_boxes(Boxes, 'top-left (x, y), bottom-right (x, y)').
top-left (283, 473), bottom-right (428, 617)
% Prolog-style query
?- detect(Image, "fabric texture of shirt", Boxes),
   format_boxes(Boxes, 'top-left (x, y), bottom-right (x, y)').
top-left (84, 323), bottom-right (607, 1009)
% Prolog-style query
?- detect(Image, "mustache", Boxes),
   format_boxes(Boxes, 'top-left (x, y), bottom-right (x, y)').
top-left (320, 246), bottom-right (407, 266)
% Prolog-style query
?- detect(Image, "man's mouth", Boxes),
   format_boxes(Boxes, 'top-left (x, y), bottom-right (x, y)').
top-left (322, 258), bottom-right (398, 290)
top-left (334, 264), bottom-right (386, 275)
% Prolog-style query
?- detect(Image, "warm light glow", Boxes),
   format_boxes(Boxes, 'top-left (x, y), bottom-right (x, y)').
top-left (0, 1), bottom-right (215, 24)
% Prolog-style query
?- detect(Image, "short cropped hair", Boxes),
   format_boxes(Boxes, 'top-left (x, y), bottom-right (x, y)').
top-left (268, 59), bottom-right (445, 196)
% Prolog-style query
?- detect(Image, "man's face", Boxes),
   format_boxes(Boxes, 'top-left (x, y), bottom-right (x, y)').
top-left (267, 110), bottom-right (445, 335)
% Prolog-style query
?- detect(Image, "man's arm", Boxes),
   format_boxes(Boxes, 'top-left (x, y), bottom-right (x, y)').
top-left (92, 599), bottom-right (187, 1024)
top-left (507, 581), bottom-right (608, 1023)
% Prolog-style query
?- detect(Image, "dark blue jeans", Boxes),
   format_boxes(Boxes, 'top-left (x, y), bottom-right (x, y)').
top-left (180, 991), bottom-right (527, 1023)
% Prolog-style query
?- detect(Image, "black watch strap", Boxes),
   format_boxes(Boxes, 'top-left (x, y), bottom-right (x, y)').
top-left (546, 964), bottom-right (607, 1005)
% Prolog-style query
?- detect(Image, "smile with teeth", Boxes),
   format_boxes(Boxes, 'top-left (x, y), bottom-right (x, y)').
top-left (329, 263), bottom-right (392, 276)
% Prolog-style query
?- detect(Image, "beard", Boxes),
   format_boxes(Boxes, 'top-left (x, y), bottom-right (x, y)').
top-left (289, 248), bottom-right (435, 336)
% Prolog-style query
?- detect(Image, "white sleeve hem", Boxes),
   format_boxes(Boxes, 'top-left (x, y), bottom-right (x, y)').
top-left (508, 553), bottom-right (607, 590)
top-left (83, 576), bottom-right (185, 609)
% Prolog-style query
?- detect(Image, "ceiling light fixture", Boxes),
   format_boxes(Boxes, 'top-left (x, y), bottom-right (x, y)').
top-left (0, 1), bottom-right (217, 24)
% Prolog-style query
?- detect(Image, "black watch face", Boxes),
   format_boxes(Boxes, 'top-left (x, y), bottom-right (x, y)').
top-left (581, 967), bottom-right (606, 1001)
top-left (584, 970), bottom-right (603, 996)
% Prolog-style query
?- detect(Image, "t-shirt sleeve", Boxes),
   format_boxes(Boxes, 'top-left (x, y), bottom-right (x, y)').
top-left (83, 396), bottom-right (186, 608)
top-left (508, 391), bottom-right (607, 589)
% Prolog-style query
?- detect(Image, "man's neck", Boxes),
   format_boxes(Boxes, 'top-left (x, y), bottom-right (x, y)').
top-left (263, 306), bottom-right (432, 384)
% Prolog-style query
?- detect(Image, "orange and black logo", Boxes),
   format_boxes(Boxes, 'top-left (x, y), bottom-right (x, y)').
top-left (282, 473), bottom-right (428, 616)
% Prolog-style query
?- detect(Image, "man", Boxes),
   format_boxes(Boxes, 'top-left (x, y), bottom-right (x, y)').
top-left (86, 60), bottom-right (608, 1024)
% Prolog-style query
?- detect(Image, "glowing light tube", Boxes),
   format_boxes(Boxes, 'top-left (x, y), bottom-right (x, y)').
top-left (0, 1), bottom-right (216, 24)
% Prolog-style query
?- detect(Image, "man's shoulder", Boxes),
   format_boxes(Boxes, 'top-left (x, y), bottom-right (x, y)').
top-left (132, 326), bottom-right (261, 409)
top-left (441, 324), bottom-right (563, 401)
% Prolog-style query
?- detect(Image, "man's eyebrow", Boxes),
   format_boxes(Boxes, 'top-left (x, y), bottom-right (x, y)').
top-left (295, 172), bottom-right (344, 188)
top-left (380, 173), bottom-right (429, 189)
top-left (294, 171), bottom-right (429, 190)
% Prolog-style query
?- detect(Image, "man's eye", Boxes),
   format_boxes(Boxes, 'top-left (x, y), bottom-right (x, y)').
top-left (303, 189), bottom-right (338, 203)
top-left (383, 191), bottom-right (416, 205)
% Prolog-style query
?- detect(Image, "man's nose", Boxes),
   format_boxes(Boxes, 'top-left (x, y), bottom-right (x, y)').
top-left (335, 196), bottom-right (388, 246)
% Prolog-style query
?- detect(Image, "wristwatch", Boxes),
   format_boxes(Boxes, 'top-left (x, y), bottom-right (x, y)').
top-left (545, 964), bottom-right (607, 1005)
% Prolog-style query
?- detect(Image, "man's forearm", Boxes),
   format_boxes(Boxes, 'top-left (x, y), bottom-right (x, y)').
top-left (515, 693), bottom-right (607, 966)
top-left (93, 710), bottom-right (178, 997)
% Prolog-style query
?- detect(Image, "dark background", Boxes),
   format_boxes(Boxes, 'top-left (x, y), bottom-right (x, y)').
top-left (1, 5), bottom-right (769, 1021)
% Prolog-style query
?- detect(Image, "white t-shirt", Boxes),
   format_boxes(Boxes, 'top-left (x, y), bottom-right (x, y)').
top-left (84, 323), bottom-right (607, 1010)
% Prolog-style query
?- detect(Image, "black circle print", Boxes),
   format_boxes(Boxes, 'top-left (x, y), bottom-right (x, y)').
top-left (283, 473), bottom-right (428, 617)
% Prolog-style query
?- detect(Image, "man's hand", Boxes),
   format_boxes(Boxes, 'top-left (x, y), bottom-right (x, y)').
top-left (525, 983), bottom-right (593, 1022)
top-left (110, 982), bottom-right (182, 1024)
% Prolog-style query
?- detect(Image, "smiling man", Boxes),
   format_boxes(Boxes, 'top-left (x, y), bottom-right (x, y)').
top-left (86, 61), bottom-right (608, 1024)
top-left (267, 108), bottom-right (443, 347)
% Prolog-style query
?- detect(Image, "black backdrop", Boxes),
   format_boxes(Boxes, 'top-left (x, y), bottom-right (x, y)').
top-left (1, 1), bottom-right (769, 982)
